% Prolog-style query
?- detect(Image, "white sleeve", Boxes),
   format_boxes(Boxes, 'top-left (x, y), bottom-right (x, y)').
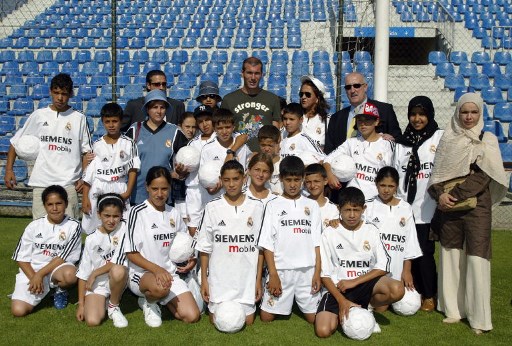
top-left (256, 203), bottom-right (276, 252)
top-left (11, 222), bottom-right (35, 262)
top-left (129, 138), bottom-right (141, 170)
top-left (195, 205), bottom-right (214, 254)
top-left (320, 230), bottom-right (335, 279)
top-left (76, 239), bottom-right (94, 280)
top-left (311, 204), bottom-right (322, 247)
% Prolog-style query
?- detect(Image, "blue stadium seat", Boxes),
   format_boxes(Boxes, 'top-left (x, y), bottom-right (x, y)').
top-left (123, 85), bottom-right (142, 99)
top-left (200, 72), bottom-right (219, 85)
top-left (222, 72), bottom-right (241, 87)
top-left (252, 37), bottom-right (266, 49)
top-left (493, 102), bottom-right (512, 122)
top-left (0, 50), bottom-right (15, 64)
top-left (16, 50), bottom-right (34, 63)
top-left (471, 51), bottom-right (491, 65)
top-left (190, 50), bottom-right (208, 64)
top-left (482, 62), bottom-right (502, 78)
top-left (0, 116), bottom-right (16, 135)
top-left (38, 98), bottom-right (52, 109)
top-left (4, 73), bottom-right (23, 87)
top-left (494, 74), bottom-right (512, 90)
top-left (206, 61), bottom-right (224, 75)
top-left (130, 37), bottom-right (146, 49)
top-left (253, 50), bottom-right (269, 65)
top-left (79, 37), bottom-right (95, 49)
top-left (36, 50), bottom-right (53, 63)
top-left (185, 62), bottom-right (203, 76)
top-left (182, 37), bottom-right (197, 48)
top-left (85, 98), bottom-right (106, 118)
top-left (172, 50), bottom-right (189, 64)
top-left (481, 86), bottom-right (504, 104)
top-left (482, 37), bottom-right (499, 49)
top-left (142, 62), bottom-right (161, 74)
top-left (164, 37), bottom-right (180, 49)
top-left (483, 120), bottom-right (507, 142)
top-left (31, 84), bottom-right (49, 100)
top-left (29, 37), bottom-right (46, 49)
top-left (54, 50), bottom-right (72, 64)
top-left (152, 51), bottom-right (170, 64)
top-left (449, 51), bottom-right (468, 65)
top-left (494, 51), bottom-right (512, 66)
top-left (100, 85), bottom-right (115, 101)
top-left (177, 73), bottom-right (197, 88)
top-left (90, 75), bottom-right (109, 87)
top-left (0, 37), bottom-right (12, 49)
top-left (13, 37), bottom-right (29, 49)
top-left (444, 73), bottom-right (466, 90)
top-left (94, 50), bottom-right (111, 64)
top-left (78, 85), bottom-right (98, 101)
top-left (76, 51), bottom-right (92, 64)
top-left (469, 73), bottom-right (490, 90)
top-left (234, 36), bottom-right (249, 48)
top-left (169, 86), bottom-right (191, 101)
top-left (10, 98), bottom-right (34, 117)
top-left (458, 62), bottom-right (478, 78)
top-left (82, 62), bottom-right (100, 76)
top-left (122, 62), bottom-right (141, 76)
top-left (353, 50), bottom-right (371, 64)
top-left (21, 61), bottom-right (39, 76)
top-left (0, 134), bottom-right (12, 158)
top-left (287, 35), bottom-right (301, 48)
top-left (26, 75), bottom-right (45, 86)
top-left (428, 51), bottom-right (447, 65)
top-left (11, 160), bottom-right (28, 182)
top-left (211, 51), bottom-right (228, 64)
top-left (8, 85), bottom-right (28, 100)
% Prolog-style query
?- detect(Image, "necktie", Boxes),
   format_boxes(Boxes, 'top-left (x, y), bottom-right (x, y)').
top-left (347, 116), bottom-right (357, 138)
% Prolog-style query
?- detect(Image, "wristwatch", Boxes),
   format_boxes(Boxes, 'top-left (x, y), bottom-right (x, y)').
top-left (226, 149), bottom-right (236, 155)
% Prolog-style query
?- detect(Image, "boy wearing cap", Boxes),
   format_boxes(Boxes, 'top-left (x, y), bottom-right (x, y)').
top-left (323, 102), bottom-right (395, 201)
top-left (196, 81), bottom-right (222, 109)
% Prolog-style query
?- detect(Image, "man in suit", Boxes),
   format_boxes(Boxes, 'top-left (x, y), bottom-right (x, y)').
top-left (121, 70), bottom-right (185, 132)
top-left (324, 72), bottom-right (402, 154)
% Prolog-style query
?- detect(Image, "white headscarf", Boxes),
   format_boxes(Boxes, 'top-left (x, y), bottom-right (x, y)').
top-left (428, 93), bottom-right (508, 205)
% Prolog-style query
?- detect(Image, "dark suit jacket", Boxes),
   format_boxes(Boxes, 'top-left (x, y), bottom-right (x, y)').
top-left (121, 96), bottom-right (185, 132)
top-left (324, 99), bottom-right (402, 154)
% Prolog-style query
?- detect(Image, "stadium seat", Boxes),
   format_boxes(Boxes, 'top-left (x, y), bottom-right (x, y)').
top-left (493, 102), bottom-right (512, 122)
top-left (31, 84), bottom-right (49, 100)
top-left (94, 50), bottom-right (111, 64)
top-left (0, 37), bottom-right (12, 49)
top-left (444, 73), bottom-right (466, 90)
top-left (471, 51), bottom-right (491, 65)
top-left (36, 50), bottom-right (53, 63)
top-left (234, 36), bottom-right (249, 49)
top-left (354, 51), bottom-right (372, 64)
top-left (76, 51), bottom-right (92, 64)
top-left (10, 98), bottom-right (34, 117)
top-left (55, 50), bottom-right (72, 64)
top-left (191, 50), bottom-right (208, 64)
top-left (458, 62), bottom-right (478, 78)
top-left (16, 50), bottom-right (34, 63)
top-left (13, 37), bottom-right (29, 49)
top-left (79, 37), bottom-right (95, 49)
top-left (81, 62), bottom-right (100, 76)
top-left (206, 61), bottom-right (224, 75)
top-left (449, 51), bottom-right (468, 65)
top-left (481, 86), bottom-right (504, 104)
top-left (200, 72), bottom-right (219, 85)
top-left (123, 85), bottom-right (142, 99)
top-left (185, 62), bottom-right (203, 76)
top-left (78, 85), bottom-right (98, 101)
top-left (169, 86), bottom-right (191, 101)
top-left (21, 61), bottom-right (39, 76)
top-left (483, 120), bottom-right (507, 142)
top-left (428, 51), bottom-right (447, 65)
top-left (8, 85), bottom-right (28, 100)
top-left (85, 98), bottom-right (106, 118)
top-left (142, 62), bottom-right (161, 74)
top-left (482, 37), bottom-right (499, 49)
top-left (481, 62), bottom-right (502, 78)
top-left (253, 50), bottom-right (269, 65)
top-left (152, 51), bottom-right (169, 64)
top-left (11, 160), bottom-right (28, 182)
top-left (100, 85), bottom-right (115, 101)
top-left (0, 116), bottom-right (16, 135)
top-left (494, 51), bottom-right (512, 66)
top-left (287, 35), bottom-right (302, 48)
top-left (0, 135), bottom-right (12, 159)
top-left (164, 37), bottom-right (180, 49)
top-left (469, 73), bottom-right (491, 91)
top-left (26, 75), bottom-right (45, 86)
top-left (90, 75), bottom-right (109, 87)
top-left (211, 51), bottom-right (228, 64)
top-left (29, 37), bottom-right (46, 49)
top-left (494, 74), bottom-right (512, 90)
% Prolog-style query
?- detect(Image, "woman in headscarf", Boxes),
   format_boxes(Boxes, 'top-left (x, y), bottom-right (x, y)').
top-left (427, 93), bottom-right (508, 334)
top-left (394, 96), bottom-right (444, 312)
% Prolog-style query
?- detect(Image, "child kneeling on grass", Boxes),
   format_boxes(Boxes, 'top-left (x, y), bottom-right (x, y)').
top-left (315, 187), bottom-right (405, 338)
top-left (11, 185), bottom-right (82, 316)
top-left (76, 193), bottom-right (129, 328)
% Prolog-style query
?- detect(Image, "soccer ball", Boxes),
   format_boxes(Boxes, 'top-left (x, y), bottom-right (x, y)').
top-left (342, 307), bottom-right (375, 341)
top-left (214, 301), bottom-right (246, 333)
top-left (296, 150), bottom-right (323, 166)
top-left (175, 146), bottom-right (201, 172)
top-left (392, 289), bottom-right (421, 316)
top-left (198, 160), bottom-right (223, 189)
top-left (13, 135), bottom-right (40, 161)
top-left (169, 232), bottom-right (195, 263)
top-left (330, 154), bottom-right (357, 182)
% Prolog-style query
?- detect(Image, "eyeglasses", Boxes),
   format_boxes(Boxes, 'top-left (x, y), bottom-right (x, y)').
top-left (344, 83), bottom-right (365, 90)
top-left (150, 82), bottom-right (167, 88)
top-left (200, 94), bottom-right (218, 99)
top-left (299, 91), bottom-right (312, 98)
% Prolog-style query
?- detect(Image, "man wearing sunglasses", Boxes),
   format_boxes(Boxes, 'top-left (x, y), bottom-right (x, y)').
top-left (122, 70), bottom-right (185, 132)
top-left (324, 72), bottom-right (401, 155)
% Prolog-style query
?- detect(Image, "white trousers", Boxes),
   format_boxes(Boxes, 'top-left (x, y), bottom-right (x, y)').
top-left (438, 246), bottom-right (492, 331)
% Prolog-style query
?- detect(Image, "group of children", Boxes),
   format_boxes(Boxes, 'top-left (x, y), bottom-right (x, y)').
top-left (10, 73), bottom-right (445, 339)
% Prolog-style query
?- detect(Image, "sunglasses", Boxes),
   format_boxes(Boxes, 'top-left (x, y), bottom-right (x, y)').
top-left (150, 82), bottom-right (167, 87)
top-left (344, 83), bottom-right (365, 90)
top-left (200, 94), bottom-right (218, 99)
top-left (299, 91), bottom-right (312, 98)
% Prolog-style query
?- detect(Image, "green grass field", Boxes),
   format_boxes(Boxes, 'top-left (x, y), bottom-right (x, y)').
top-left (1, 217), bottom-right (511, 345)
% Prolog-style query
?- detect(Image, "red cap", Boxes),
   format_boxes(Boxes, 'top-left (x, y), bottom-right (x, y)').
top-left (355, 102), bottom-right (380, 119)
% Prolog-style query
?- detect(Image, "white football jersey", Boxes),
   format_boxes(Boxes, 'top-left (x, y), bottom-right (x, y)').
top-left (196, 195), bottom-right (263, 304)
top-left (319, 197), bottom-right (340, 230)
top-left (11, 106), bottom-right (92, 187)
top-left (279, 131), bottom-right (325, 161)
top-left (364, 197), bottom-right (422, 280)
top-left (125, 200), bottom-right (186, 274)
top-left (393, 130), bottom-right (444, 224)
top-left (244, 186), bottom-right (276, 205)
top-left (325, 136), bottom-right (394, 201)
top-left (12, 215), bottom-right (82, 271)
top-left (76, 221), bottom-right (127, 281)
top-left (200, 136), bottom-right (252, 170)
top-left (257, 195), bottom-right (322, 270)
top-left (302, 114), bottom-right (330, 150)
top-left (320, 221), bottom-right (390, 282)
top-left (268, 160), bottom-right (283, 195)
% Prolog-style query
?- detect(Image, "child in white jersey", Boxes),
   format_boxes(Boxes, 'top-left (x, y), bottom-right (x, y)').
top-left (196, 160), bottom-right (264, 327)
top-left (11, 185), bottom-right (81, 316)
top-left (76, 193), bottom-right (129, 328)
top-left (81, 103), bottom-right (140, 234)
top-left (257, 156), bottom-right (322, 324)
top-left (315, 187), bottom-right (405, 338)
top-left (258, 125), bottom-right (283, 195)
top-left (279, 102), bottom-right (325, 161)
top-left (245, 152), bottom-right (274, 204)
top-left (304, 163), bottom-right (339, 229)
top-left (364, 167), bottom-right (422, 312)
top-left (324, 102), bottom-right (395, 201)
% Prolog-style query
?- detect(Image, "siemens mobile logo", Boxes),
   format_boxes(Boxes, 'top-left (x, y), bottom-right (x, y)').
top-left (154, 232), bottom-right (176, 247)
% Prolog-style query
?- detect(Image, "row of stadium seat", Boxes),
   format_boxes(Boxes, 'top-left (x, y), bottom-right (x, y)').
top-left (434, 61), bottom-right (512, 78)
top-left (429, 50), bottom-right (512, 66)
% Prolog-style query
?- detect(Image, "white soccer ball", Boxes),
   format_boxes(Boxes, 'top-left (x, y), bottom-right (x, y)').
top-left (198, 160), bottom-right (223, 189)
top-left (296, 151), bottom-right (322, 166)
top-left (214, 301), bottom-right (246, 333)
top-left (169, 232), bottom-right (195, 264)
top-left (392, 289), bottom-right (421, 316)
top-left (175, 146), bottom-right (201, 172)
top-left (13, 135), bottom-right (40, 161)
top-left (342, 307), bottom-right (376, 341)
top-left (330, 154), bottom-right (357, 182)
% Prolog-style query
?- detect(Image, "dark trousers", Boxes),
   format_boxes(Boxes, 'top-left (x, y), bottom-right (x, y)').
top-left (411, 223), bottom-right (437, 299)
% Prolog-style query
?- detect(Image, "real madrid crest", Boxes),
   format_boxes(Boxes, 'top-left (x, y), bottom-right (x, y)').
top-left (120, 150), bottom-right (126, 159)
top-left (304, 207), bottom-right (310, 216)
top-left (59, 231), bottom-right (66, 241)
top-left (289, 143), bottom-right (295, 151)
top-left (377, 153), bottom-right (383, 161)
top-left (430, 145), bottom-right (437, 153)
top-left (247, 217), bottom-right (253, 227)
top-left (65, 122), bottom-right (71, 131)
top-left (363, 240), bottom-right (371, 251)
top-left (267, 296), bottom-right (275, 307)
top-left (169, 218), bottom-right (176, 228)
top-left (112, 236), bottom-right (119, 246)
top-left (165, 139), bottom-right (172, 148)
top-left (399, 217), bottom-right (406, 227)
top-left (316, 127), bottom-right (321, 134)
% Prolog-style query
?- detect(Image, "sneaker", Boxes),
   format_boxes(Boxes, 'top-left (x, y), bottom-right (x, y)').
top-left (108, 306), bottom-right (128, 328)
top-left (372, 322), bottom-right (381, 334)
top-left (138, 297), bottom-right (162, 327)
top-left (53, 288), bottom-right (68, 310)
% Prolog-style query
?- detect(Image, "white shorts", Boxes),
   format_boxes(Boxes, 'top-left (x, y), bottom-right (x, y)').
top-left (208, 301), bottom-right (256, 316)
top-left (260, 267), bottom-right (321, 315)
top-left (84, 273), bottom-right (110, 297)
top-left (11, 262), bottom-right (75, 306)
top-left (185, 186), bottom-right (205, 228)
top-left (128, 269), bottom-right (190, 305)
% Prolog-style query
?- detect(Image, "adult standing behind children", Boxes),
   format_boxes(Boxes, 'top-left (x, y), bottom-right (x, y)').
top-left (427, 93), bottom-right (508, 334)
top-left (196, 80), bottom-right (222, 109)
top-left (4, 73), bottom-right (92, 219)
top-left (122, 70), bottom-right (185, 131)
top-left (324, 72), bottom-right (401, 155)
top-left (221, 57), bottom-right (282, 151)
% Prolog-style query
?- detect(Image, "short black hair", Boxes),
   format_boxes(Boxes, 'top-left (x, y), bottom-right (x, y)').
top-left (258, 125), bottom-right (281, 143)
top-left (145, 166), bottom-right (172, 186)
top-left (212, 108), bottom-right (235, 126)
top-left (282, 102), bottom-right (303, 119)
top-left (100, 102), bottom-right (123, 120)
top-left (375, 166), bottom-right (399, 185)
top-left (338, 187), bottom-right (365, 208)
top-left (50, 73), bottom-right (73, 95)
top-left (242, 57), bottom-right (263, 71)
top-left (279, 155), bottom-right (305, 178)
top-left (305, 163), bottom-right (327, 178)
top-left (145, 70), bottom-right (166, 87)
top-left (42, 185), bottom-right (68, 205)
top-left (179, 111), bottom-right (195, 126)
top-left (220, 159), bottom-right (244, 176)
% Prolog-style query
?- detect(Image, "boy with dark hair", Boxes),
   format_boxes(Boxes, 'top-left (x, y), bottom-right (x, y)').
top-left (4, 73), bottom-right (92, 219)
top-left (196, 160), bottom-right (264, 327)
top-left (257, 125), bottom-right (282, 195)
top-left (304, 163), bottom-right (339, 229)
top-left (257, 156), bottom-right (322, 324)
top-left (280, 103), bottom-right (325, 160)
top-left (315, 186), bottom-right (405, 338)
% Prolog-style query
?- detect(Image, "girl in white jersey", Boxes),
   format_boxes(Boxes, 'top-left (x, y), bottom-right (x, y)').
top-left (364, 167), bottom-right (422, 312)
top-left (394, 96), bottom-right (443, 312)
top-left (125, 166), bottom-right (200, 328)
top-left (76, 193), bottom-right (129, 328)
top-left (245, 153), bottom-right (275, 204)
top-left (82, 103), bottom-right (140, 234)
top-left (11, 185), bottom-right (81, 316)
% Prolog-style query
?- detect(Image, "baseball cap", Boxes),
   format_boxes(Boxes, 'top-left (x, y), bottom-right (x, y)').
top-left (196, 81), bottom-right (222, 102)
top-left (355, 102), bottom-right (380, 119)
top-left (300, 75), bottom-right (330, 98)
top-left (193, 105), bottom-right (214, 118)
top-left (142, 89), bottom-right (170, 115)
